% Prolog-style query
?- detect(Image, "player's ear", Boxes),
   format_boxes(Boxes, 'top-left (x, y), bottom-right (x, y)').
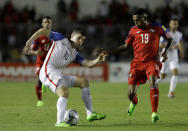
top-left (71, 33), bottom-right (73, 39)
top-left (82, 35), bottom-right (86, 40)
top-left (177, 21), bottom-right (179, 27)
top-left (169, 21), bottom-right (172, 27)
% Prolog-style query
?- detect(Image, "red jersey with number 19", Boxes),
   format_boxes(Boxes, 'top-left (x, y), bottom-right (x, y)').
top-left (126, 24), bottom-right (168, 62)
top-left (32, 35), bottom-right (53, 61)
top-left (31, 35), bottom-right (53, 75)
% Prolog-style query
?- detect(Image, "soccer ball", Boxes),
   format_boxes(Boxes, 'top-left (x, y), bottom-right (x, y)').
top-left (64, 109), bottom-right (79, 126)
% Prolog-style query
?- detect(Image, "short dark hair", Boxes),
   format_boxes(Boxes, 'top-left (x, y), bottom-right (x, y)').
top-left (43, 16), bottom-right (52, 20)
top-left (72, 28), bottom-right (86, 36)
top-left (170, 17), bottom-right (179, 22)
top-left (133, 8), bottom-right (148, 17)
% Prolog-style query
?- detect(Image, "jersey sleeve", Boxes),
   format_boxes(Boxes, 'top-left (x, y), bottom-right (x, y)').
top-left (125, 28), bottom-right (135, 45)
top-left (180, 32), bottom-right (183, 41)
top-left (159, 25), bottom-right (170, 39)
top-left (74, 54), bottom-right (85, 64)
top-left (49, 31), bottom-right (65, 41)
top-left (160, 36), bottom-right (167, 44)
top-left (31, 41), bottom-right (38, 50)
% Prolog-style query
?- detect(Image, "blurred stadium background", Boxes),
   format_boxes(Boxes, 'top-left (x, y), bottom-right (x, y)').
top-left (0, 0), bottom-right (188, 130)
top-left (0, 0), bottom-right (188, 82)
top-left (0, 0), bottom-right (188, 62)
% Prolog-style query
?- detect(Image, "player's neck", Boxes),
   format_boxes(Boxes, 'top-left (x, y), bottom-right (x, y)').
top-left (43, 28), bottom-right (51, 36)
top-left (138, 25), bottom-right (146, 30)
top-left (70, 40), bottom-right (77, 49)
top-left (137, 22), bottom-right (149, 30)
top-left (170, 28), bottom-right (176, 33)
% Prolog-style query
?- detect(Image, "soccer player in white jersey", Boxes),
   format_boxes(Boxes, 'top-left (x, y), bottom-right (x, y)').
top-left (159, 18), bottom-right (184, 98)
top-left (24, 29), bottom-right (107, 127)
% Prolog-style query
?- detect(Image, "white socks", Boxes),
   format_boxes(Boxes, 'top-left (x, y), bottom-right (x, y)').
top-left (56, 97), bottom-right (67, 124)
top-left (81, 88), bottom-right (94, 116)
top-left (56, 88), bottom-right (93, 124)
top-left (169, 75), bottom-right (178, 92)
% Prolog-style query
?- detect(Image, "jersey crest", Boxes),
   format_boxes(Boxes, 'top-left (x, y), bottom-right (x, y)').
top-left (41, 39), bottom-right (46, 43)
top-left (162, 25), bottom-right (167, 32)
top-left (150, 29), bottom-right (155, 33)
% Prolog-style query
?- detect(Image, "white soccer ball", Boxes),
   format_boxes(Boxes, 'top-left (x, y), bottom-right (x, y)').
top-left (64, 109), bottom-right (79, 126)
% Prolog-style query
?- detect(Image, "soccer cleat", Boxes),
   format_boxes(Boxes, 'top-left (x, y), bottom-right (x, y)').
top-left (36, 101), bottom-right (44, 107)
top-left (128, 102), bottom-right (136, 116)
top-left (42, 84), bottom-right (47, 93)
top-left (87, 112), bottom-right (106, 122)
top-left (55, 122), bottom-right (70, 127)
top-left (151, 112), bottom-right (160, 123)
top-left (168, 92), bottom-right (175, 98)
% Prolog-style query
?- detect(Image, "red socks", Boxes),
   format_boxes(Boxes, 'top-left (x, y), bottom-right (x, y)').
top-left (150, 88), bottom-right (159, 113)
top-left (132, 96), bottom-right (138, 105)
top-left (35, 85), bottom-right (42, 100)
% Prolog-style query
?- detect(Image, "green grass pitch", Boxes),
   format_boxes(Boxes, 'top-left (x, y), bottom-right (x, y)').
top-left (0, 81), bottom-right (188, 131)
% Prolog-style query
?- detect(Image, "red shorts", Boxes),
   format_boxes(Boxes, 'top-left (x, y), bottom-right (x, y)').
top-left (128, 61), bottom-right (162, 85)
top-left (35, 59), bottom-right (44, 75)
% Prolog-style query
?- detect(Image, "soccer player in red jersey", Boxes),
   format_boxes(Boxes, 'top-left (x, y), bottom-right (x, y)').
top-left (27, 16), bottom-right (53, 106)
top-left (106, 8), bottom-right (172, 123)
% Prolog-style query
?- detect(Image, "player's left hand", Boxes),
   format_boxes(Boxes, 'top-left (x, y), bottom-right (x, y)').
top-left (171, 45), bottom-right (179, 49)
top-left (180, 52), bottom-right (184, 59)
top-left (161, 51), bottom-right (168, 62)
top-left (23, 45), bottom-right (30, 55)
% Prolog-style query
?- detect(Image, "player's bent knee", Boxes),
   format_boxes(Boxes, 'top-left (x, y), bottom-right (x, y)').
top-left (63, 90), bottom-right (69, 98)
top-left (80, 78), bottom-right (89, 88)
top-left (172, 69), bottom-right (178, 75)
top-left (149, 82), bottom-right (158, 88)
top-left (149, 75), bottom-right (158, 87)
top-left (149, 83), bottom-right (158, 88)
top-left (161, 73), bottom-right (166, 79)
top-left (56, 87), bottom-right (69, 98)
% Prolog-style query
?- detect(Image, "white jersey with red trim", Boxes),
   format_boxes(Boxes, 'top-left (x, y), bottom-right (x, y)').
top-left (160, 30), bottom-right (182, 73)
top-left (39, 38), bottom-right (78, 91)
top-left (160, 30), bottom-right (182, 61)
top-left (45, 38), bottom-right (78, 69)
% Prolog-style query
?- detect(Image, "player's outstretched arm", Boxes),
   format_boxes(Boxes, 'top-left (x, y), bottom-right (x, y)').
top-left (23, 28), bottom-right (49, 54)
top-left (159, 42), bottom-right (166, 49)
top-left (164, 38), bottom-right (172, 52)
top-left (108, 43), bottom-right (129, 55)
top-left (27, 49), bottom-right (38, 55)
top-left (161, 38), bottom-right (172, 62)
top-left (80, 53), bottom-right (107, 68)
top-left (178, 41), bottom-right (184, 58)
top-left (27, 49), bottom-right (44, 56)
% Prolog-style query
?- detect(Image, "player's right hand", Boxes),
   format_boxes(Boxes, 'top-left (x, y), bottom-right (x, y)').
top-left (161, 51), bottom-right (168, 63)
top-left (98, 52), bottom-right (108, 62)
top-left (96, 48), bottom-right (109, 57)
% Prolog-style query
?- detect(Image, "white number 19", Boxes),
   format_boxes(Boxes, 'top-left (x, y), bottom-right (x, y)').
top-left (140, 33), bottom-right (149, 44)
